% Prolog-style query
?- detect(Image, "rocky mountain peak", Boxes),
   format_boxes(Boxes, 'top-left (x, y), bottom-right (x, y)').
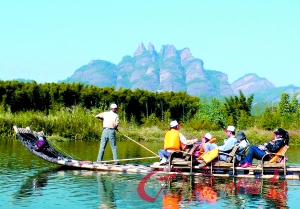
top-left (180, 48), bottom-right (194, 66)
top-left (134, 42), bottom-right (146, 57)
top-left (165, 45), bottom-right (177, 59)
top-left (159, 45), bottom-right (178, 59)
top-left (231, 73), bottom-right (275, 95)
top-left (63, 43), bottom-right (300, 103)
top-left (148, 42), bottom-right (155, 54)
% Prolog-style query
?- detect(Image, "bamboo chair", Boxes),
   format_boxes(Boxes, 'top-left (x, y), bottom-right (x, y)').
top-left (170, 144), bottom-right (240, 175)
top-left (210, 145), bottom-right (240, 175)
top-left (260, 145), bottom-right (289, 175)
top-left (237, 145), bottom-right (250, 160)
top-left (169, 144), bottom-right (201, 173)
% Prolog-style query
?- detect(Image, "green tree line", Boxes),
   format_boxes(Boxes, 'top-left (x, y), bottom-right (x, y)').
top-left (1, 80), bottom-right (300, 144)
top-left (0, 80), bottom-right (199, 122)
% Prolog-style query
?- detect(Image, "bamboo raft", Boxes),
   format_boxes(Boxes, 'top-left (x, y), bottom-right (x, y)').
top-left (13, 126), bottom-right (300, 180)
top-left (13, 126), bottom-right (153, 174)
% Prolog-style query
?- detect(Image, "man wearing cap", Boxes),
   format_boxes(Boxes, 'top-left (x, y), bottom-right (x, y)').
top-left (205, 125), bottom-right (237, 161)
top-left (95, 103), bottom-right (119, 164)
top-left (157, 120), bottom-right (198, 165)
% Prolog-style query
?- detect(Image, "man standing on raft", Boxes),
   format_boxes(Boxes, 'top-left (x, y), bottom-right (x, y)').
top-left (95, 103), bottom-right (119, 165)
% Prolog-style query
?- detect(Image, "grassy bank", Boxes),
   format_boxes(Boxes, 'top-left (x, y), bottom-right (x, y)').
top-left (1, 106), bottom-right (300, 145)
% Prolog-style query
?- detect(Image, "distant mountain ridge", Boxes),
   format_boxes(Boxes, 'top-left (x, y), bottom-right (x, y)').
top-left (231, 74), bottom-right (300, 103)
top-left (62, 42), bottom-right (300, 103)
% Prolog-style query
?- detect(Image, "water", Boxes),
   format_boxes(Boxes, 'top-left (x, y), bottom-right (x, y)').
top-left (1, 137), bottom-right (300, 208)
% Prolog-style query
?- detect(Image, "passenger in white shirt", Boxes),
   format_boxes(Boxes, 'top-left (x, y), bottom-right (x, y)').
top-left (205, 125), bottom-right (237, 161)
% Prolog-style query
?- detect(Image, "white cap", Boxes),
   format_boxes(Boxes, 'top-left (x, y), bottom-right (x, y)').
top-left (170, 120), bottom-right (179, 128)
top-left (204, 133), bottom-right (212, 140)
top-left (110, 104), bottom-right (118, 109)
top-left (226, 125), bottom-right (235, 132)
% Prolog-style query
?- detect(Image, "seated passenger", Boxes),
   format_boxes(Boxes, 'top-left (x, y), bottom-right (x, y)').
top-left (196, 133), bottom-right (219, 166)
top-left (235, 131), bottom-right (250, 162)
top-left (158, 120), bottom-right (198, 165)
top-left (205, 125), bottom-right (237, 161)
top-left (238, 128), bottom-right (289, 168)
top-left (200, 133), bottom-right (218, 153)
top-left (194, 133), bottom-right (216, 157)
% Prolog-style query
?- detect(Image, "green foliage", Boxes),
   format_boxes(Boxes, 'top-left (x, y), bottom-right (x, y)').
top-left (278, 93), bottom-right (291, 117)
top-left (223, 90), bottom-right (254, 127)
top-left (196, 97), bottom-right (225, 129)
top-left (237, 111), bottom-right (253, 130)
top-left (184, 117), bottom-right (219, 131)
top-left (1, 80), bottom-right (300, 145)
top-left (141, 113), bottom-right (158, 127)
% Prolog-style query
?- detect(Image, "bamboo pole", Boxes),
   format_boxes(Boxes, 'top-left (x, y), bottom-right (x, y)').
top-left (117, 131), bottom-right (159, 157)
top-left (92, 114), bottom-right (159, 158)
top-left (97, 156), bottom-right (159, 163)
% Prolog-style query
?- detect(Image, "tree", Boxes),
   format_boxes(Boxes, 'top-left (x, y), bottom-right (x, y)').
top-left (223, 90), bottom-right (254, 127)
top-left (278, 93), bottom-right (291, 117)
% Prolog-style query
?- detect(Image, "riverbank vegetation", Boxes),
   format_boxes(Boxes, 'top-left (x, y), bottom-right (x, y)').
top-left (0, 80), bottom-right (300, 145)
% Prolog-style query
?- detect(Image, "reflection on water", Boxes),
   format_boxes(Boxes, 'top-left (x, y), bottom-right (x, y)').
top-left (13, 168), bottom-right (58, 200)
top-left (97, 174), bottom-right (116, 209)
top-left (152, 173), bottom-right (289, 208)
top-left (1, 137), bottom-right (300, 208)
top-left (5, 166), bottom-right (298, 209)
top-left (10, 169), bottom-right (164, 208)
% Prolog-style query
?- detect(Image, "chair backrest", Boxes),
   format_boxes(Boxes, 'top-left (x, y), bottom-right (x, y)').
top-left (225, 145), bottom-right (240, 163)
top-left (269, 145), bottom-right (289, 163)
top-left (184, 143), bottom-right (201, 160)
top-left (236, 144), bottom-right (250, 156)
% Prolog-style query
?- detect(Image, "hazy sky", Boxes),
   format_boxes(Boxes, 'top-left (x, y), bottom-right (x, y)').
top-left (1, 1), bottom-right (299, 87)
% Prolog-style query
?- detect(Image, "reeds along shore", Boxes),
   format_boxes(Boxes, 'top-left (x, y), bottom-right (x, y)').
top-left (2, 105), bottom-right (300, 145)
top-left (1, 81), bottom-right (300, 144)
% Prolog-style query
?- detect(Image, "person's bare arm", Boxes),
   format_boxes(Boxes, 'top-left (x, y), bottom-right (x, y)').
top-left (95, 113), bottom-right (104, 120)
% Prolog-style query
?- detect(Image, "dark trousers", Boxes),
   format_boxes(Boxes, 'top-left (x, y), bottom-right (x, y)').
top-left (240, 145), bottom-right (270, 164)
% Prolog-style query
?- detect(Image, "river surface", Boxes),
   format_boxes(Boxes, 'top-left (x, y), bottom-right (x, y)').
top-left (1, 137), bottom-right (300, 209)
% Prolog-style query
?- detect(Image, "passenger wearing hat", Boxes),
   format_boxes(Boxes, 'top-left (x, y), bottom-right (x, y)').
top-left (202, 133), bottom-right (213, 143)
top-left (239, 128), bottom-right (289, 168)
top-left (201, 133), bottom-right (217, 153)
top-left (95, 103), bottom-right (119, 164)
top-left (157, 120), bottom-right (198, 165)
top-left (204, 125), bottom-right (237, 161)
top-left (235, 131), bottom-right (250, 162)
top-left (190, 132), bottom-right (218, 158)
